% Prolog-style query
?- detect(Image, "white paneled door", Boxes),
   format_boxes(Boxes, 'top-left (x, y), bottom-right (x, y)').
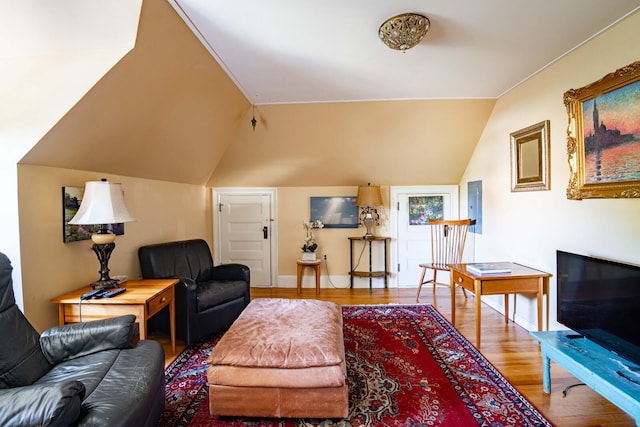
top-left (213, 189), bottom-right (276, 287)
top-left (391, 186), bottom-right (459, 288)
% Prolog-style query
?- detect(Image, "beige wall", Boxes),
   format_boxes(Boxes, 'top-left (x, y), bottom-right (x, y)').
top-left (209, 100), bottom-right (495, 187)
top-left (19, 174), bottom-right (391, 332)
top-left (460, 11), bottom-right (640, 330)
top-left (18, 164), bottom-right (211, 332)
top-left (276, 186), bottom-right (390, 280)
top-left (1, 3), bottom-right (142, 308)
top-left (21, 0), bottom-right (249, 186)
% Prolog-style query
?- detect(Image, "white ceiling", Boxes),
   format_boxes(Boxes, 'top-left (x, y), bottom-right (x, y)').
top-left (169, 0), bottom-right (640, 105)
top-left (0, 0), bottom-right (141, 59)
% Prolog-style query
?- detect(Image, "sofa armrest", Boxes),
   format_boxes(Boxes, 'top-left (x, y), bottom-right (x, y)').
top-left (210, 263), bottom-right (250, 283)
top-left (40, 315), bottom-right (136, 365)
top-left (0, 380), bottom-right (85, 427)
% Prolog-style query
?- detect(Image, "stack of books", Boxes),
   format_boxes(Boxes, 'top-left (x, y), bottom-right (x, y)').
top-left (466, 263), bottom-right (512, 275)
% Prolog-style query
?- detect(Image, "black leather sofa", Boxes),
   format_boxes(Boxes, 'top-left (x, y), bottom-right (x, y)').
top-left (138, 239), bottom-right (250, 345)
top-left (0, 252), bottom-right (165, 427)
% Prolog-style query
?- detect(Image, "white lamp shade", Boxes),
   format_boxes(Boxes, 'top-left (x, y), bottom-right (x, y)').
top-left (69, 181), bottom-right (135, 225)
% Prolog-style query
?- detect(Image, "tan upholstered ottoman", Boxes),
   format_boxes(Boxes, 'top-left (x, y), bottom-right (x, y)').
top-left (207, 298), bottom-right (348, 418)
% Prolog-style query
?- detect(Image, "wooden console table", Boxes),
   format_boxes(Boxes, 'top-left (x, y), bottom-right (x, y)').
top-left (348, 236), bottom-right (390, 292)
top-left (530, 331), bottom-right (640, 425)
top-left (448, 262), bottom-right (550, 347)
top-left (51, 278), bottom-right (178, 354)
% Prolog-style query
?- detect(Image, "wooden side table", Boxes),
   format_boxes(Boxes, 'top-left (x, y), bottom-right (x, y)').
top-left (348, 236), bottom-right (390, 292)
top-left (448, 262), bottom-right (551, 348)
top-left (296, 259), bottom-right (321, 295)
top-left (51, 278), bottom-right (179, 354)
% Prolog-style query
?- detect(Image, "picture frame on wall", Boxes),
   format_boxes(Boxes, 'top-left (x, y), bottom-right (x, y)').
top-left (63, 186), bottom-right (124, 243)
top-left (310, 196), bottom-right (358, 228)
top-left (408, 196), bottom-right (444, 225)
top-left (509, 120), bottom-right (550, 192)
top-left (563, 60), bottom-right (640, 199)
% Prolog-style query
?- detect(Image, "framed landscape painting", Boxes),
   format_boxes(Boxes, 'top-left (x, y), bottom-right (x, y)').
top-left (563, 61), bottom-right (640, 199)
top-left (310, 196), bottom-right (358, 228)
top-left (63, 186), bottom-right (124, 243)
top-left (408, 196), bottom-right (444, 225)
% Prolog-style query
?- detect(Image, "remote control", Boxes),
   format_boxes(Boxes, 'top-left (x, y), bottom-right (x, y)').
top-left (80, 289), bottom-right (103, 300)
top-left (100, 288), bottom-right (126, 298)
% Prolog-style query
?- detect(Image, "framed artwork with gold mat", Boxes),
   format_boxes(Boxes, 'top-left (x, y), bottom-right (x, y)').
top-left (563, 61), bottom-right (640, 199)
top-left (510, 120), bottom-right (550, 192)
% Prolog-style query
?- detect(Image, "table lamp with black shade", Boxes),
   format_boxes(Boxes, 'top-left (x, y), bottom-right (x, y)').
top-left (355, 183), bottom-right (383, 238)
top-left (69, 179), bottom-right (135, 290)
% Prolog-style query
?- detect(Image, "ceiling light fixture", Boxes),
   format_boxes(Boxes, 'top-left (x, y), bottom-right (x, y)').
top-left (379, 13), bottom-right (430, 52)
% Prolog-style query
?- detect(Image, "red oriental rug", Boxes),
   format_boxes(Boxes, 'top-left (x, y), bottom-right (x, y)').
top-left (159, 304), bottom-right (553, 426)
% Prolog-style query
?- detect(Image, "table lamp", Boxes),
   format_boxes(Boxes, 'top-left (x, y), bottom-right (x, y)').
top-left (69, 179), bottom-right (135, 290)
top-left (355, 183), bottom-right (383, 238)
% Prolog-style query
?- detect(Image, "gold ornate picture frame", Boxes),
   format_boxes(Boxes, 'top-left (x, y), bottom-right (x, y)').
top-left (510, 120), bottom-right (550, 192)
top-left (563, 61), bottom-right (640, 199)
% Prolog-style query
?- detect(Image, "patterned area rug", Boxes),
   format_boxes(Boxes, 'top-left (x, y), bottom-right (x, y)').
top-left (159, 304), bottom-right (553, 426)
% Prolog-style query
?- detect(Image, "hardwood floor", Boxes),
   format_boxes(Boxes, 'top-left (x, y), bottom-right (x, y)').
top-left (157, 286), bottom-right (635, 426)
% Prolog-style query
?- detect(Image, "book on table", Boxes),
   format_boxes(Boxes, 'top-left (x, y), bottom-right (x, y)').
top-left (466, 263), bottom-right (512, 275)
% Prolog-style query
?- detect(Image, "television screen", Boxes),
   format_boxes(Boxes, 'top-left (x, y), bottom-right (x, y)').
top-left (557, 250), bottom-right (640, 366)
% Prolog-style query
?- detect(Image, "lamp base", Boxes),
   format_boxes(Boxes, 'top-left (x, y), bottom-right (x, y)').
top-left (91, 278), bottom-right (118, 291)
top-left (90, 242), bottom-right (118, 291)
top-left (362, 217), bottom-right (376, 238)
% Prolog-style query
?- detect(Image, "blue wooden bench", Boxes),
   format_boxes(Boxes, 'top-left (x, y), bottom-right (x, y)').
top-left (530, 330), bottom-right (640, 426)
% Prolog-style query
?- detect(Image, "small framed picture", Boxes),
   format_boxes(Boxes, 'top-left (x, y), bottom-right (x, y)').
top-left (408, 196), bottom-right (444, 225)
top-left (510, 120), bottom-right (550, 192)
top-left (63, 186), bottom-right (124, 243)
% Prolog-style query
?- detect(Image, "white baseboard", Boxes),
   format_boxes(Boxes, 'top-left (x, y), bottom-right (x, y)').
top-left (276, 274), bottom-right (391, 290)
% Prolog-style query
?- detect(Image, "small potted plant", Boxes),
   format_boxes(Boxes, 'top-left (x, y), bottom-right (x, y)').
top-left (301, 220), bottom-right (323, 260)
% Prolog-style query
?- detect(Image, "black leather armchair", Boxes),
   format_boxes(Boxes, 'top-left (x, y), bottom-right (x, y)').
top-left (0, 252), bottom-right (165, 427)
top-left (138, 239), bottom-right (250, 345)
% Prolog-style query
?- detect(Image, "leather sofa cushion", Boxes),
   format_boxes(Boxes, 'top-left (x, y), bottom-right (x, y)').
top-left (35, 341), bottom-right (165, 427)
top-left (138, 239), bottom-right (214, 282)
top-left (0, 253), bottom-right (52, 388)
top-left (0, 305), bottom-right (52, 388)
top-left (197, 280), bottom-right (248, 312)
top-left (40, 315), bottom-right (135, 364)
top-left (0, 380), bottom-right (85, 427)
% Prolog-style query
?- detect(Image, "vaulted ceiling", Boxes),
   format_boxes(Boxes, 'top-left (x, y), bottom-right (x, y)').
top-left (169, 0), bottom-right (640, 104)
top-left (17, 0), bottom-right (640, 187)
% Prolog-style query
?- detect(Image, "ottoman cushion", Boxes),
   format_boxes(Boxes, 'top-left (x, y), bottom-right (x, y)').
top-left (206, 298), bottom-right (348, 418)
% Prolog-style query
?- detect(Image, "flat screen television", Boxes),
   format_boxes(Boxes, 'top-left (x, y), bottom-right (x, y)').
top-left (557, 250), bottom-right (640, 366)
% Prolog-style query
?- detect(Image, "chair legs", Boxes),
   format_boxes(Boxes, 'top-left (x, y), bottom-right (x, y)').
top-left (416, 266), bottom-right (429, 302)
top-left (416, 266), bottom-right (468, 301)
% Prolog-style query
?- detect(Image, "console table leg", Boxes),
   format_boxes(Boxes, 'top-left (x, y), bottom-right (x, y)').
top-left (368, 240), bottom-right (373, 293)
top-left (349, 240), bottom-right (354, 288)
top-left (383, 239), bottom-right (388, 288)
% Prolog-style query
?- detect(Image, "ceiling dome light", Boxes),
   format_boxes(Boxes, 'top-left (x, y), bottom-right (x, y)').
top-left (379, 13), bottom-right (430, 51)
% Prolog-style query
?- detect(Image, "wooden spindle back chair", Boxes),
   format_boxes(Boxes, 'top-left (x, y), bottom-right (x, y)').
top-left (416, 218), bottom-right (472, 301)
